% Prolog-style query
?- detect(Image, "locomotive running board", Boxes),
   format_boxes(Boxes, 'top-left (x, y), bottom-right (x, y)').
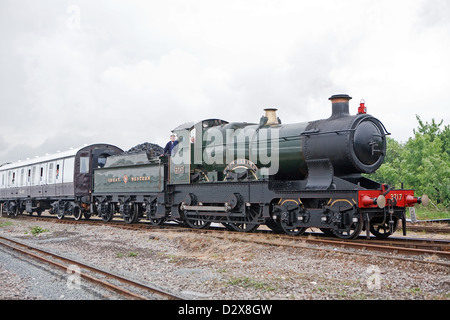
top-left (305, 159), bottom-right (334, 190)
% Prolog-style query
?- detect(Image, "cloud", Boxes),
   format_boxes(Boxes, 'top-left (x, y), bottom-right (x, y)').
top-left (0, 0), bottom-right (449, 165)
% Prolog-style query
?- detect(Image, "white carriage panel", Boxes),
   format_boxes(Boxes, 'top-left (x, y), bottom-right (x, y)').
top-left (19, 167), bottom-right (25, 187)
top-left (0, 171), bottom-right (5, 188)
top-left (47, 162), bottom-right (55, 184)
top-left (63, 157), bottom-right (75, 183)
top-left (31, 165), bottom-right (38, 186)
top-left (6, 170), bottom-right (12, 188)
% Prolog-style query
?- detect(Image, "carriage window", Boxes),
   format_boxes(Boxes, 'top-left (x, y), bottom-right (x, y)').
top-left (20, 169), bottom-right (24, 186)
top-left (40, 167), bottom-right (44, 181)
top-left (28, 169), bottom-right (31, 183)
top-left (56, 164), bottom-right (60, 179)
top-left (12, 172), bottom-right (15, 184)
top-left (80, 156), bottom-right (89, 174)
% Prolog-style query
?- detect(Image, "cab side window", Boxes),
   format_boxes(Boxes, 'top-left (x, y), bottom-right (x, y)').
top-left (80, 156), bottom-right (90, 174)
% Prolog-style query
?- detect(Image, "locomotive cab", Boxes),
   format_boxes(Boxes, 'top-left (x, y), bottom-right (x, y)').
top-left (169, 119), bottom-right (229, 184)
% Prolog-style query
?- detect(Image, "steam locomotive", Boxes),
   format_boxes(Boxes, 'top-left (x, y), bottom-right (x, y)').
top-left (0, 94), bottom-right (428, 239)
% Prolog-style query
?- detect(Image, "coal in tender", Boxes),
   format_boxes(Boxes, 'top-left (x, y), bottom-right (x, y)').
top-left (123, 142), bottom-right (164, 157)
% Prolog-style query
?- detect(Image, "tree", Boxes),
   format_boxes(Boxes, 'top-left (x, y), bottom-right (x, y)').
top-left (369, 116), bottom-right (449, 208)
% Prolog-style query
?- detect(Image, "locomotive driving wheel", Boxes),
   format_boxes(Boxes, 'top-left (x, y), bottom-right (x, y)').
top-left (226, 204), bottom-right (260, 232)
top-left (184, 213), bottom-right (211, 229)
top-left (180, 195), bottom-right (212, 229)
top-left (223, 159), bottom-right (258, 181)
top-left (225, 220), bottom-right (259, 232)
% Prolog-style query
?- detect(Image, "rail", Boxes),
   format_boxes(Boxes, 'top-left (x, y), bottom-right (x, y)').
top-left (0, 235), bottom-right (183, 300)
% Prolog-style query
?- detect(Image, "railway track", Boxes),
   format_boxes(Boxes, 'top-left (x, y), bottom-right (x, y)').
top-left (0, 235), bottom-right (183, 300)
top-left (406, 224), bottom-right (450, 234)
top-left (4, 214), bottom-right (450, 266)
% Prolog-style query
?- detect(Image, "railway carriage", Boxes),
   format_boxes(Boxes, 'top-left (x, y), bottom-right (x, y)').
top-left (0, 144), bottom-right (123, 219)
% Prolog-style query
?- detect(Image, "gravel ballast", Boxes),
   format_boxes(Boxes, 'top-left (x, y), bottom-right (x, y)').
top-left (0, 216), bottom-right (449, 300)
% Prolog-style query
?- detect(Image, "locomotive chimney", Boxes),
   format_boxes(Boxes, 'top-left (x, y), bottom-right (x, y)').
top-left (328, 94), bottom-right (352, 119)
top-left (264, 108), bottom-right (279, 125)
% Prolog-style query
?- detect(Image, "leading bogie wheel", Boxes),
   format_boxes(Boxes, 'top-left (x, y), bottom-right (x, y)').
top-left (333, 216), bottom-right (363, 240)
top-left (281, 224), bottom-right (307, 236)
top-left (370, 216), bottom-right (399, 239)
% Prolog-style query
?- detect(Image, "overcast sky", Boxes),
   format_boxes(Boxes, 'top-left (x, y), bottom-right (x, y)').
top-left (1, 0), bottom-right (449, 164)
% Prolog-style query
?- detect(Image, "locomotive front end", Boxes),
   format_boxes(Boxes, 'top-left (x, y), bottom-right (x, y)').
top-left (302, 94), bottom-right (388, 178)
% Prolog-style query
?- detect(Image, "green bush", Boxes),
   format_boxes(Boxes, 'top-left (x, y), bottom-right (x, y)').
top-left (368, 116), bottom-right (450, 209)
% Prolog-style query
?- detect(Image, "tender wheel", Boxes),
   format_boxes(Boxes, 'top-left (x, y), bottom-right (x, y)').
top-left (101, 203), bottom-right (114, 222)
top-left (370, 216), bottom-right (399, 239)
top-left (57, 210), bottom-right (64, 220)
top-left (146, 201), bottom-right (164, 226)
top-left (122, 202), bottom-right (139, 224)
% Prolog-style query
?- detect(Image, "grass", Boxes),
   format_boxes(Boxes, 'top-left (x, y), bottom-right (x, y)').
top-left (408, 207), bottom-right (450, 221)
top-left (116, 252), bottom-right (138, 258)
top-left (228, 276), bottom-right (276, 292)
top-left (0, 220), bottom-right (13, 228)
top-left (28, 226), bottom-right (49, 236)
top-left (404, 287), bottom-right (422, 295)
